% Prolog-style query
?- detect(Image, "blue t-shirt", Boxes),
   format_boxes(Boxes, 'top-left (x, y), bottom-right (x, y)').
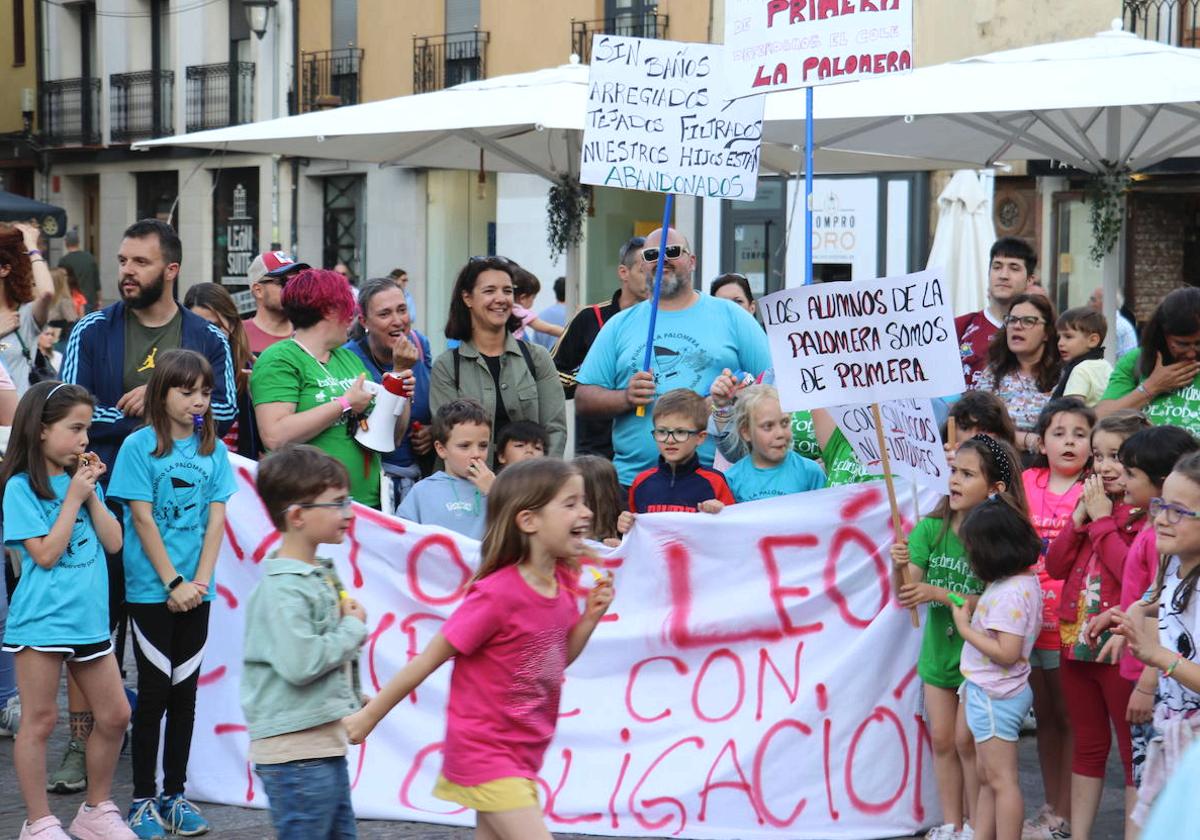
top-left (723, 449), bottom-right (827, 502)
top-left (108, 427), bottom-right (238, 604)
top-left (576, 294), bottom-right (771, 485)
top-left (342, 331), bottom-right (432, 470)
top-left (3, 473), bottom-right (110, 646)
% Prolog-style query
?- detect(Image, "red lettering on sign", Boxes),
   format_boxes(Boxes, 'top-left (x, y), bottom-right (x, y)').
top-left (197, 665), bottom-right (226, 687)
top-left (215, 584), bottom-right (237, 610)
top-left (823, 718), bottom-right (840, 820)
top-left (824, 525), bottom-right (890, 628)
top-left (626, 656), bottom-right (688, 723)
top-left (366, 612), bottom-right (397, 693)
top-left (692, 649), bottom-right (745, 723)
top-left (761, 536), bottom-right (825, 637)
top-left (845, 707), bottom-right (909, 814)
top-left (608, 748), bottom-right (633, 828)
top-left (406, 535), bottom-right (472, 605)
top-left (213, 723), bottom-right (253, 801)
top-left (627, 736), bottom-right (704, 833)
top-left (698, 739), bottom-right (764, 823)
top-left (752, 719), bottom-right (812, 826)
top-left (398, 742), bottom-right (467, 814)
top-left (542, 748), bottom-right (603, 824)
top-left (755, 642), bottom-right (804, 721)
top-left (223, 520), bottom-right (244, 561)
top-left (893, 665), bottom-right (918, 700)
top-left (398, 612), bottom-right (444, 704)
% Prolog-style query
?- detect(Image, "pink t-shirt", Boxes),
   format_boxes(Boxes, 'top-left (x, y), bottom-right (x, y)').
top-left (1023, 469), bottom-right (1084, 650)
top-left (243, 318), bottom-right (289, 355)
top-left (510, 304), bottom-right (539, 340)
top-left (960, 573), bottom-right (1043, 699)
top-left (439, 564), bottom-right (581, 786)
top-left (1119, 524), bottom-right (1159, 682)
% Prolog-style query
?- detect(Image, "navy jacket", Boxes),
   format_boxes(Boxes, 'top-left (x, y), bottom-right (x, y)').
top-left (629, 454), bottom-right (735, 514)
top-left (61, 301), bottom-right (237, 474)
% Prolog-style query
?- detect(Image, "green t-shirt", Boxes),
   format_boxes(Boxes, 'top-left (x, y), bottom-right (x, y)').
top-left (251, 339), bottom-right (381, 508)
top-left (1101, 347), bottom-right (1200, 434)
top-left (790, 411), bottom-right (821, 460)
top-left (908, 516), bottom-right (984, 689)
top-left (821, 427), bottom-right (880, 487)
top-left (123, 310), bottom-right (183, 392)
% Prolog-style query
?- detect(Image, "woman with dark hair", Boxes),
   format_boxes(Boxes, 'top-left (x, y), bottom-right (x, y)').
top-left (430, 257), bottom-right (566, 464)
top-left (250, 268), bottom-right (410, 508)
top-left (976, 293), bottom-right (1063, 456)
top-left (343, 277), bottom-right (431, 507)
top-left (710, 273), bottom-right (757, 316)
top-left (184, 282), bottom-right (260, 458)
top-left (0, 222), bottom-right (55, 396)
top-left (1097, 286), bottom-right (1200, 433)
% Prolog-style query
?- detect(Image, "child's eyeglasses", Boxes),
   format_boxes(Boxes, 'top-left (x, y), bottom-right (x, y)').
top-left (1150, 497), bottom-right (1200, 525)
top-left (641, 245), bottom-right (687, 263)
top-left (652, 427), bottom-right (700, 443)
top-left (289, 498), bottom-right (354, 514)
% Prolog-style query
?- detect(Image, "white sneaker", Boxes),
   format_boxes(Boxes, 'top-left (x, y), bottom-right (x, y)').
top-left (0, 694), bottom-right (20, 736)
top-left (926, 825), bottom-right (957, 840)
top-left (958, 824), bottom-right (976, 840)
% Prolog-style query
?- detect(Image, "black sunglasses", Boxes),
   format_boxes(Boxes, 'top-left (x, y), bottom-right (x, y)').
top-left (641, 245), bottom-right (687, 263)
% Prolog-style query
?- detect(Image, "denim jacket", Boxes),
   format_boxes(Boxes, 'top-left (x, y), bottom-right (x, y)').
top-left (240, 556), bottom-right (366, 741)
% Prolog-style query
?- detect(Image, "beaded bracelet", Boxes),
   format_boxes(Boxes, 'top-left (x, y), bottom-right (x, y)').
top-left (1164, 653), bottom-right (1185, 678)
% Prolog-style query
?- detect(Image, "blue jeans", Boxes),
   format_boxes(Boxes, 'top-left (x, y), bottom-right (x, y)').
top-left (255, 756), bottom-right (357, 839)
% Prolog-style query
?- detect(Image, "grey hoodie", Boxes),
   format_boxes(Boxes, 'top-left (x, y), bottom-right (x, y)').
top-left (396, 470), bottom-right (487, 540)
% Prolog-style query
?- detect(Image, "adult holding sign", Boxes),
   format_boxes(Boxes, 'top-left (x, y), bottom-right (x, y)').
top-left (575, 228), bottom-right (770, 489)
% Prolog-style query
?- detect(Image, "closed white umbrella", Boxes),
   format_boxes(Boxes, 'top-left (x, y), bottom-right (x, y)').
top-left (927, 170), bottom-right (996, 316)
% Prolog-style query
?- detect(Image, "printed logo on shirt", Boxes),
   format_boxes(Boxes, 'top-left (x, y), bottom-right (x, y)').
top-left (152, 461), bottom-right (208, 532)
top-left (506, 626), bottom-right (567, 722)
top-left (622, 332), bottom-right (713, 392)
top-left (39, 499), bottom-right (94, 568)
top-left (137, 347), bottom-right (158, 373)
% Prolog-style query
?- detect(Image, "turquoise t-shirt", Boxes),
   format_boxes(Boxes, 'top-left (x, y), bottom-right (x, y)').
top-left (576, 294), bottom-right (772, 485)
top-left (724, 450), bottom-right (826, 502)
top-left (108, 426), bottom-right (238, 604)
top-left (3, 473), bottom-right (110, 646)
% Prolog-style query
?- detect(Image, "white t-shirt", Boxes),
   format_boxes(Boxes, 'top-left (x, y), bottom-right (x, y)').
top-left (1157, 556), bottom-right (1200, 722)
top-left (0, 301), bottom-right (45, 396)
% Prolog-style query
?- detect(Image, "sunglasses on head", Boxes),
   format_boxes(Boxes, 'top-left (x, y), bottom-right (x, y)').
top-left (641, 245), bottom-right (687, 263)
top-left (469, 255), bottom-right (513, 266)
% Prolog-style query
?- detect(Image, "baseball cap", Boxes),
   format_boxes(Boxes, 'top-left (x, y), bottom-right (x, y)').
top-left (247, 251), bottom-right (310, 285)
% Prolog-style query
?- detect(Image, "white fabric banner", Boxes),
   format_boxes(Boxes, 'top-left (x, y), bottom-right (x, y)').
top-left (189, 456), bottom-right (940, 839)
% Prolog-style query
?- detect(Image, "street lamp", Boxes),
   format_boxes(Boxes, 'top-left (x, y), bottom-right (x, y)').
top-left (243, 0), bottom-right (277, 40)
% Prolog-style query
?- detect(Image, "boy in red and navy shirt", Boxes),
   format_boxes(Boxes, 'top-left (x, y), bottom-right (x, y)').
top-left (619, 390), bottom-right (733, 532)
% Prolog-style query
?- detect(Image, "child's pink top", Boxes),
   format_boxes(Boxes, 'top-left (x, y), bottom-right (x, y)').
top-left (439, 563), bottom-right (581, 786)
top-left (511, 304), bottom-right (539, 340)
top-left (959, 573), bottom-right (1043, 699)
top-left (1119, 523), bottom-right (1159, 682)
top-left (1023, 469), bottom-right (1084, 650)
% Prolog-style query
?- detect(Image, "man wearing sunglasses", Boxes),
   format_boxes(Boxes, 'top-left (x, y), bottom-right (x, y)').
top-left (245, 251), bottom-right (309, 355)
top-left (574, 227), bottom-right (771, 489)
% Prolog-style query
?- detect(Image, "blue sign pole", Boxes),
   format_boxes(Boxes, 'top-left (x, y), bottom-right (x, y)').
top-left (805, 86), bottom-right (815, 287)
top-left (635, 192), bottom-right (675, 417)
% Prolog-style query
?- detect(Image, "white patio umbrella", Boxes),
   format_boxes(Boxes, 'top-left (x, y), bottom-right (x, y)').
top-left (762, 20), bottom-right (1200, 357)
top-left (927, 170), bottom-right (996, 316)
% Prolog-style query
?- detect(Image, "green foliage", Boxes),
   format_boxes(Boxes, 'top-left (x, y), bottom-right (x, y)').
top-left (547, 175), bottom-right (587, 259)
top-left (1086, 170), bottom-right (1132, 265)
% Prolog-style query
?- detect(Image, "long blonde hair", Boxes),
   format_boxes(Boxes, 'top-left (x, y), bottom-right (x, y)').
top-left (476, 458), bottom-right (580, 581)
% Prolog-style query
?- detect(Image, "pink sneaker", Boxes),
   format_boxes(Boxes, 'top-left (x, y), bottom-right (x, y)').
top-left (68, 801), bottom-right (137, 840)
top-left (19, 815), bottom-right (71, 839)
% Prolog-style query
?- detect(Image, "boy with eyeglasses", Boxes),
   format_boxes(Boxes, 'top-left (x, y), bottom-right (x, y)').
top-left (242, 444), bottom-right (368, 839)
top-left (618, 389), bottom-right (733, 532)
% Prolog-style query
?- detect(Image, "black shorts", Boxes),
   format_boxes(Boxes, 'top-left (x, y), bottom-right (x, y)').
top-left (1, 639), bottom-right (114, 662)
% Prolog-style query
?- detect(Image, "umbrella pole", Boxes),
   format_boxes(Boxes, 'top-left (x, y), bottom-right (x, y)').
top-left (805, 86), bottom-right (814, 287)
top-left (635, 193), bottom-right (674, 418)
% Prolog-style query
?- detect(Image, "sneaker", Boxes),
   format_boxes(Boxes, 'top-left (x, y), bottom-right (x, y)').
top-left (1024, 816), bottom-right (1071, 839)
top-left (159, 794), bottom-right (209, 836)
top-left (126, 799), bottom-right (167, 840)
top-left (0, 694), bottom-right (20, 736)
top-left (68, 800), bottom-right (138, 840)
top-left (1022, 803), bottom-right (1054, 837)
top-left (959, 825), bottom-right (976, 840)
top-left (18, 815), bottom-right (71, 839)
top-left (46, 738), bottom-right (87, 793)
top-left (926, 825), bottom-right (957, 840)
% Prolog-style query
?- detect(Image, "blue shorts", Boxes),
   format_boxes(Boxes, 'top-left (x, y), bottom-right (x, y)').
top-left (962, 681), bottom-right (1033, 743)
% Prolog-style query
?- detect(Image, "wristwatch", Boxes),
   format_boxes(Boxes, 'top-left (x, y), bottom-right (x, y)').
top-left (165, 574), bottom-right (185, 593)
top-left (1136, 382), bottom-right (1152, 398)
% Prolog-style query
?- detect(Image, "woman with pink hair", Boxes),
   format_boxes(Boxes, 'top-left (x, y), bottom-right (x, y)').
top-left (250, 269), bottom-right (409, 508)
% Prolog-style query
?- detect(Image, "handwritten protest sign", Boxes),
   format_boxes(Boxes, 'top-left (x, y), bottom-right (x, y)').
top-left (760, 268), bottom-right (964, 412)
top-left (723, 0), bottom-right (914, 98)
top-left (835, 399), bottom-right (950, 491)
top-left (191, 457), bottom-right (941, 838)
top-left (581, 35), bottom-right (764, 201)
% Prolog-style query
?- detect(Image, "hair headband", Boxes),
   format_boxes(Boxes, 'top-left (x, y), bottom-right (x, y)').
top-left (971, 433), bottom-right (1013, 489)
top-left (45, 382), bottom-right (69, 401)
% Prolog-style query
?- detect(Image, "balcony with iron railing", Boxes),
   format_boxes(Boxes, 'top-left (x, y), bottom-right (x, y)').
top-left (186, 61), bottom-right (255, 132)
top-left (110, 70), bottom-right (175, 143)
top-left (1123, 0), bottom-right (1200, 46)
top-left (41, 77), bottom-right (101, 146)
top-left (571, 9), bottom-right (668, 64)
top-left (413, 30), bottom-right (488, 93)
top-left (301, 48), bottom-right (363, 112)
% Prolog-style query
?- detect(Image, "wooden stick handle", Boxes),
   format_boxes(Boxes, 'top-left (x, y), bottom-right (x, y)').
top-left (947, 416), bottom-right (957, 450)
top-left (872, 403), bottom-right (921, 629)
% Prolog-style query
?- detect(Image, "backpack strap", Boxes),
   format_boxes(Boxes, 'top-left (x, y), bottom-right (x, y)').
top-left (455, 340), bottom-right (536, 392)
top-left (453, 346), bottom-right (461, 391)
top-left (591, 304), bottom-right (606, 328)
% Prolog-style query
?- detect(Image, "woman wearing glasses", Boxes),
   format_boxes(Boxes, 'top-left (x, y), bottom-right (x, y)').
top-left (975, 293), bottom-right (1063, 460)
top-left (1097, 286), bottom-right (1200, 436)
top-left (430, 257), bottom-right (566, 466)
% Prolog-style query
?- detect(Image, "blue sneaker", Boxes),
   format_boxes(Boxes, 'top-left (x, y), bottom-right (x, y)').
top-left (159, 794), bottom-right (209, 836)
top-left (126, 799), bottom-right (167, 839)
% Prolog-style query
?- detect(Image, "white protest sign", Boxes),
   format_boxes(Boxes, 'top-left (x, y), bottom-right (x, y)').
top-left (581, 35), bottom-right (764, 201)
top-left (760, 268), bottom-right (965, 412)
top-left (723, 0), bottom-right (914, 98)
top-left (191, 456), bottom-right (941, 839)
top-left (834, 399), bottom-right (950, 491)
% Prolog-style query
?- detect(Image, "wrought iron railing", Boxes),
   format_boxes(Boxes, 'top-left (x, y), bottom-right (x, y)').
top-left (110, 70), bottom-right (175, 143)
top-left (571, 10), bottom-right (668, 63)
top-left (301, 48), bottom-right (363, 112)
top-left (1123, 0), bottom-right (1200, 46)
top-left (413, 30), bottom-right (488, 93)
top-left (185, 61), bottom-right (255, 132)
top-left (41, 77), bottom-right (101, 146)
